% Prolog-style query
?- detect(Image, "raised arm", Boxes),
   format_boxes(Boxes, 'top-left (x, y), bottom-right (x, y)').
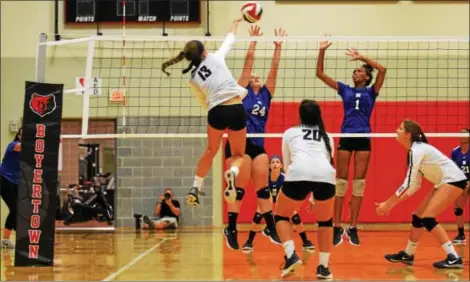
top-left (265, 28), bottom-right (287, 95)
top-left (345, 48), bottom-right (387, 94)
top-left (316, 41), bottom-right (339, 91)
top-left (215, 18), bottom-right (243, 59)
top-left (238, 25), bottom-right (263, 87)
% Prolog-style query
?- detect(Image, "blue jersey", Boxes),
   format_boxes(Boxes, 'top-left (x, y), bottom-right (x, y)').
top-left (337, 81), bottom-right (377, 134)
top-left (451, 146), bottom-right (470, 180)
top-left (243, 85), bottom-right (272, 147)
top-left (0, 141), bottom-right (20, 184)
top-left (269, 172), bottom-right (285, 203)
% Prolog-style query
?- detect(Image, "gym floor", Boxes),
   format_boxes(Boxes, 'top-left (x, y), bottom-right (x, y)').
top-left (0, 226), bottom-right (468, 281)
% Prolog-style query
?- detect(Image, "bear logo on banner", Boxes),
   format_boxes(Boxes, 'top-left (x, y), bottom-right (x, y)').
top-left (29, 93), bottom-right (57, 117)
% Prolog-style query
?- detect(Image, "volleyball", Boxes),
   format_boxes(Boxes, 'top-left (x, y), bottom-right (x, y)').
top-left (241, 2), bottom-right (263, 23)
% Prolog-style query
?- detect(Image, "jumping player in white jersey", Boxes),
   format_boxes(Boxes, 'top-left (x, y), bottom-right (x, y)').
top-left (161, 18), bottom-right (248, 206)
top-left (275, 99), bottom-right (336, 279)
top-left (376, 119), bottom-right (467, 269)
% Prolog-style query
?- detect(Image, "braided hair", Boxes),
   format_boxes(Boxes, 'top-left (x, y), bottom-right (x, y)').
top-left (161, 40), bottom-right (205, 76)
top-left (298, 99), bottom-right (333, 164)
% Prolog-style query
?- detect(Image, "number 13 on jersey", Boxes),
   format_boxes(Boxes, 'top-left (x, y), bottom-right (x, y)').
top-left (197, 66), bottom-right (212, 81)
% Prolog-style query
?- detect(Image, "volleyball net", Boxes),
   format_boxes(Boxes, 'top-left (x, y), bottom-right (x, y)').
top-left (37, 34), bottom-right (469, 225)
top-left (38, 35), bottom-right (469, 139)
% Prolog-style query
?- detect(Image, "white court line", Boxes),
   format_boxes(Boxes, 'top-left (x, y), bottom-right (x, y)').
top-left (102, 238), bottom-right (169, 281)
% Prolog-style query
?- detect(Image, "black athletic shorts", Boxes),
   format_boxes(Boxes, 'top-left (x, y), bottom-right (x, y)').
top-left (338, 137), bottom-right (371, 152)
top-left (225, 139), bottom-right (266, 160)
top-left (282, 181), bottom-right (336, 202)
top-left (207, 104), bottom-right (246, 131)
top-left (447, 179), bottom-right (468, 190)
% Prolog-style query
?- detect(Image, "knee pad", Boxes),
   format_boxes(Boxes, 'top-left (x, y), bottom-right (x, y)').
top-left (352, 179), bottom-right (366, 197)
top-left (421, 217), bottom-right (438, 232)
top-left (252, 212), bottom-right (263, 224)
top-left (274, 215), bottom-right (290, 223)
top-left (336, 178), bottom-right (348, 197)
top-left (256, 187), bottom-right (271, 199)
top-left (291, 214), bottom-right (302, 225)
top-left (318, 218), bottom-right (333, 227)
top-left (454, 206), bottom-right (464, 216)
top-left (236, 187), bottom-right (245, 201)
top-left (411, 214), bottom-right (424, 228)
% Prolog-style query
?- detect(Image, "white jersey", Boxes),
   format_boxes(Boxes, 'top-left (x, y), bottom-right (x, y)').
top-left (189, 33), bottom-right (247, 111)
top-left (395, 142), bottom-right (467, 197)
top-left (282, 125), bottom-right (336, 184)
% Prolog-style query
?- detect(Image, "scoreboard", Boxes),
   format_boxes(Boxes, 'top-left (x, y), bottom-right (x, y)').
top-left (64, 0), bottom-right (201, 23)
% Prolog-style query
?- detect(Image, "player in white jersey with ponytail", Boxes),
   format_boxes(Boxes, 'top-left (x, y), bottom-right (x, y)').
top-left (376, 119), bottom-right (467, 269)
top-left (274, 99), bottom-right (336, 279)
top-left (161, 18), bottom-right (248, 206)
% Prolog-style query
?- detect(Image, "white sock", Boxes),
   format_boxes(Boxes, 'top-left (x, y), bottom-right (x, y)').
top-left (193, 176), bottom-right (204, 189)
top-left (230, 166), bottom-right (239, 176)
top-left (442, 241), bottom-right (458, 257)
top-left (405, 239), bottom-right (418, 256)
top-left (283, 240), bottom-right (295, 259)
top-left (319, 252), bottom-right (330, 267)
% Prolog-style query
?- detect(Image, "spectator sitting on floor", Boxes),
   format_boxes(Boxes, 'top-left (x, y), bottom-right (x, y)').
top-left (143, 188), bottom-right (181, 230)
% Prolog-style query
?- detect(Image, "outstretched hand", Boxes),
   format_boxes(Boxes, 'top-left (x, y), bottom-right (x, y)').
top-left (274, 28), bottom-right (287, 47)
top-left (319, 41), bottom-right (332, 50)
top-left (249, 25), bottom-right (263, 37)
top-left (375, 201), bottom-right (392, 216)
top-left (345, 48), bottom-right (364, 61)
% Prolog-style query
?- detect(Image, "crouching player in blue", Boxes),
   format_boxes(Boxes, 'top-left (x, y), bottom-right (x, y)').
top-left (242, 156), bottom-right (315, 253)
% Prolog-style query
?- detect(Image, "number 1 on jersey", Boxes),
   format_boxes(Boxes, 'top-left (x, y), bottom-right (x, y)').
top-left (355, 99), bottom-right (360, 110)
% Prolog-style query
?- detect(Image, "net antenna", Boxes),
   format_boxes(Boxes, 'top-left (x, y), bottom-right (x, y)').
top-left (36, 35), bottom-right (469, 140)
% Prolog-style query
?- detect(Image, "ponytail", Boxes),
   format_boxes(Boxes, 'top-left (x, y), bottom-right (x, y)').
top-left (182, 58), bottom-right (202, 75)
top-left (298, 99), bottom-right (333, 164)
top-left (161, 51), bottom-right (185, 76)
top-left (403, 119), bottom-right (428, 145)
top-left (162, 40), bottom-right (205, 76)
top-left (318, 122), bottom-right (334, 165)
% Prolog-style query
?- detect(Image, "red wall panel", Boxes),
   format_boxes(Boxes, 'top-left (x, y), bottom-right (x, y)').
top-left (222, 101), bottom-right (469, 224)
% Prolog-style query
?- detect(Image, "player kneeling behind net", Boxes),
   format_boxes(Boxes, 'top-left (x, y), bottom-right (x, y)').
top-left (376, 119), bottom-right (467, 269)
top-left (161, 18), bottom-right (248, 206)
top-left (242, 156), bottom-right (314, 253)
top-left (275, 99), bottom-right (336, 279)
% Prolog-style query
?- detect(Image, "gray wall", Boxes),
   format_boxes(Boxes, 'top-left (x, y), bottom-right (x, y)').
top-left (115, 117), bottom-right (214, 227)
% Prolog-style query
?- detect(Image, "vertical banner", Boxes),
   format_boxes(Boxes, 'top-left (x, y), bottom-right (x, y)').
top-left (15, 81), bottom-right (63, 267)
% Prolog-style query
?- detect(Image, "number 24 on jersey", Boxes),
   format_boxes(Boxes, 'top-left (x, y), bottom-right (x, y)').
top-left (251, 104), bottom-right (266, 117)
